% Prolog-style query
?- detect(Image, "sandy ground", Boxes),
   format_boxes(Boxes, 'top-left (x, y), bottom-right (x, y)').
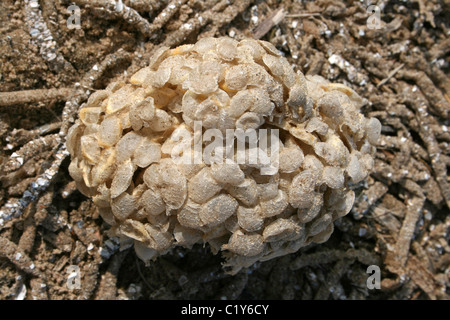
top-left (0, 0), bottom-right (449, 300)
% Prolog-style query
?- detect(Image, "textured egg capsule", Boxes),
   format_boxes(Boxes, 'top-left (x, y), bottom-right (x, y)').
top-left (67, 37), bottom-right (380, 274)
top-left (98, 116), bottom-right (122, 147)
top-left (225, 178), bottom-right (259, 207)
top-left (224, 65), bottom-right (248, 91)
top-left (237, 206), bottom-right (264, 232)
top-left (322, 166), bottom-right (345, 189)
top-left (119, 219), bottom-right (150, 243)
top-left (223, 230), bottom-right (264, 256)
top-left (110, 159), bottom-right (135, 198)
top-left (188, 167), bottom-right (222, 204)
top-left (199, 194), bottom-right (239, 229)
top-left (158, 160), bottom-right (187, 211)
top-left (278, 142), bottom-right (304, 173)
top-left (116, 131), bottom-right (143, 163)
top-left (308, 213), bottom-right (333, 238)
top-left (210, 160), bottom-right (245, 186)
top-left (173, 223), bottom-right (202, 248)
top-left (297, 192), bottom-right (324, 224)
top-left (263, 218), bottom-right (303, 243)
top-left (111, 192), bottom-right (136, 221)
top-left (91, 148), bottom-right (116, 186)
top-left (140, 189), bottom-right (165, 216)
top-left (217, 37), bottom-right (238, 61)
top-left (145, 224), bottom-right (173, 252)
top-left (260, 190), bottom-right (289, 218)
top-left (186, 60), bottom-right (222, 94)
top-left (177, 199), bottom-right (203, 230)
top-left (289, 170), bottom-right (315, 209)
top-left (133, 139), bottom-right (161, 168)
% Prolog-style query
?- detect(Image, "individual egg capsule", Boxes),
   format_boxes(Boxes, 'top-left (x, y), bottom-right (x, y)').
top-left (222, 230), bottom-right (264, 257)
top-left (111, 192), bottom-right (137, 221)
top-left (288, 170), bottom-right (315, 209)
top-left (144, 65), bottom-right (171, 88)
top-left (326, 189), bottom-right (355, 219)
top-left (322, 166), bottom-right (345, 189)
top-left (260, 190), bottom-right (289, 218)
top-left (134, 240), bottom-right (158, 264)
top-left (106, 84), bottom-right (135, 114)
top-left (278, 142), bottom-right (304, 173)
top-left (119, 219), bottom-right (151, 243)
top-left (262, 53), bottom-right (285, 78)
top-left (297, 192), bottom-right (323, 224)
top-left (224, 65), bottom-right (248, 91)
top-left (236, 112), bottom-right (265, 131)
top-left (133, 138), bottom-right (161, 168)
top-left (177, 199), bottom-right (204, 230)
top-left (346, 151), bottom-right (366, 183)
top-left (236, 205), bottom-right (264, 232)
top-left (145, 224), bottom-right (173, 252)
top-left (317, 91), bottom-right (344, 120)
top-left (66, 122), bottom-right (83, 156)
top-left (313, 134), bottom-right (349, 167)
top-left (80, 134), bottom-right (101, 164)
top-left (365, 117), bottom-right (382, 145)
top-left (308, 212), bottom-right (333, 237)
top-left (216, 37), bottom-right (238, 61)
top-left (258, 40), bottom-right (282, 56)
top-left (140, 188), bottom-right (166, 216)
top-left (186, 60), bottom-right (222, 95)
top-left (158, 159), bottom-right (187, 211)
top-left (173, 223), bottom-right (202, 248)
top-left (85, 89), bottom-right (109, 108)
top-left (116, 131), bottom-right (144, 163)
top-left (97, 115), bottom-right (122, 147)
top-left (237, 39), bottom-right (266, 61)
top-left (199, 194), bottom-right (239, 229)
top-left (188, 167), bottom-right (222, 204)
top-left (147, 108), bottom-right (177, 132)
top-left (310, 222), bottom-right (334, 244)
top-left (210, 160), bottom-right (245, 186)
top-left (262, 218), bottom-right (303, 242)
top-left (301, 155), bottom-right (324, 181)
top-left (92, 184), bottom-right (111, 208)
top-left (228, 89), bottom-right (254, 118)
top-left (91, 148), bottom-right (116, 186)
top-left (225, 178), bottom-right (259, 207)
top-left (110, 159), bottom-right (135, 199)
top-left (79, 107), bottom-right (101, 125)
top-left (248, 87), bottom-right (274, 116)
top-left (192, 37), bottom-right (217, 55)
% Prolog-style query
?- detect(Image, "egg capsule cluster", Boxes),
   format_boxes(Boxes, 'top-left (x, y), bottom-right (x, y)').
top-left (67, 37), bottom-right (380, 274)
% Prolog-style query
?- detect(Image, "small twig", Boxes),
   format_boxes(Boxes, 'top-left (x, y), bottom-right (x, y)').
top-left (0, 88), bottom-right (73, 107)
top-left (285, 13), bottom-right (321, 18)
top-left (377, 63), bottom-right (404, 88)
top-left (253, 8), bottom-right (286, 39)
